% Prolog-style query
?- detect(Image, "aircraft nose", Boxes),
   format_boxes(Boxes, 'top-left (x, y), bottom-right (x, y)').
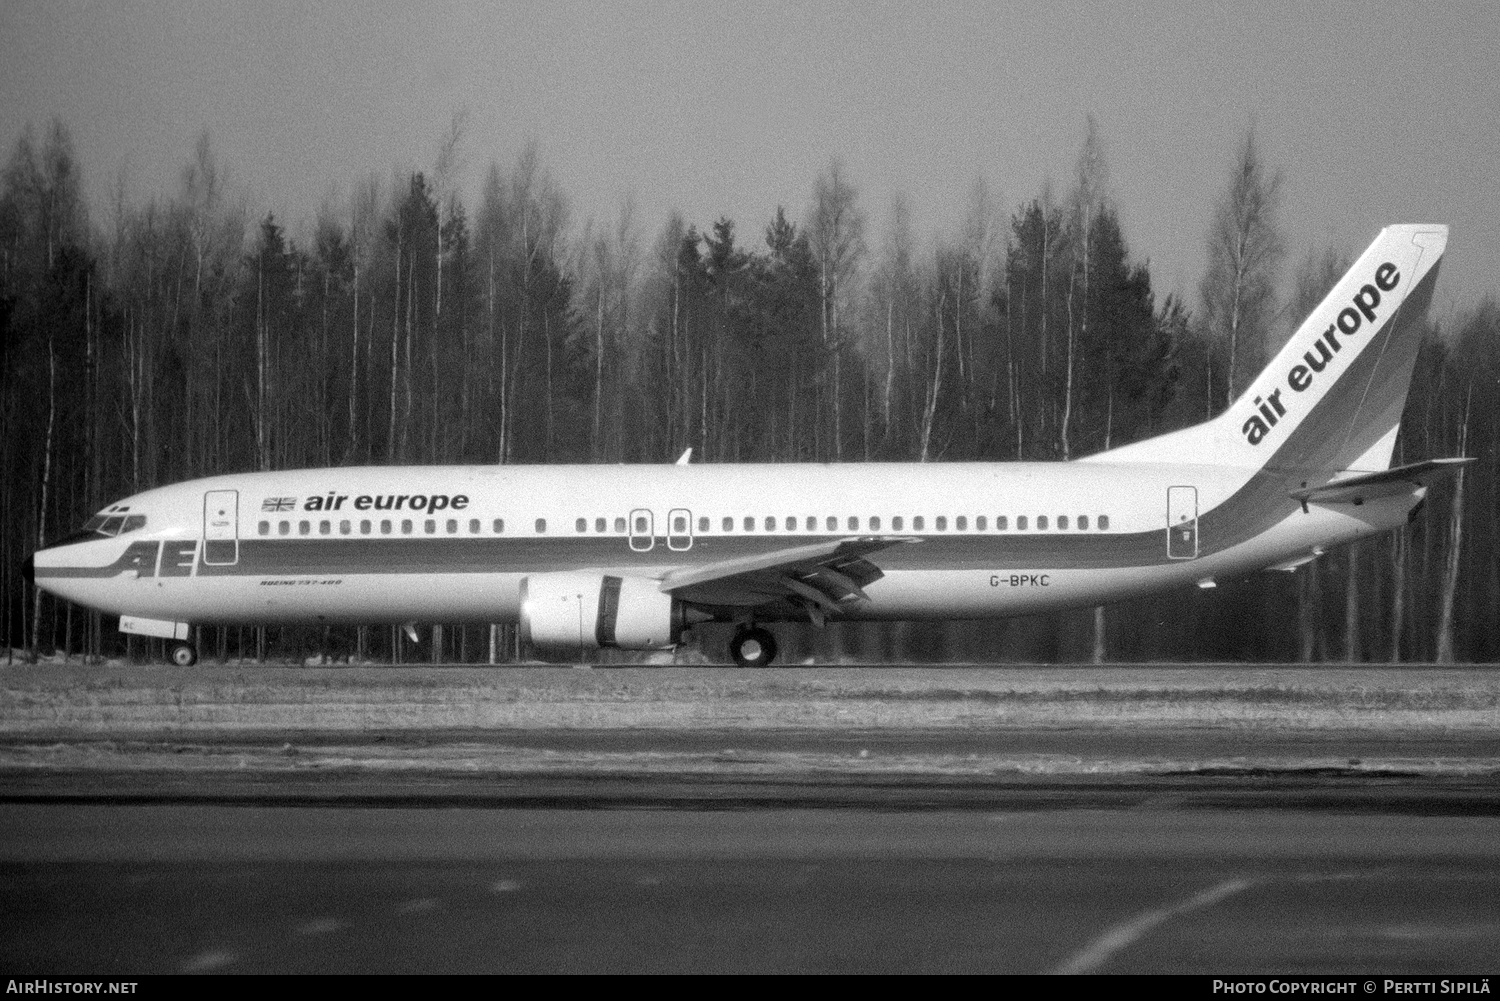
top-left (22, 553), bottom-right (34, 585)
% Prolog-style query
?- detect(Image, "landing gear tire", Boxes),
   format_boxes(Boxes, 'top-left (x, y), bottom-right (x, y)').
top-left (730, 627), bottom-right (777, 668)
top-left (169, 642), bottom-right (198, 667)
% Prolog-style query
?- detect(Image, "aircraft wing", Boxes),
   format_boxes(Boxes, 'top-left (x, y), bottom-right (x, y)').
top-left (659, 536), bottom-right (920, 620)
top-left (1287, 458), bottom-right (1473, 507)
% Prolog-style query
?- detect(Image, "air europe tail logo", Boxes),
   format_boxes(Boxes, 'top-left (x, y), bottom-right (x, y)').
top-left (1241, 261), bottom-right (1401, 446)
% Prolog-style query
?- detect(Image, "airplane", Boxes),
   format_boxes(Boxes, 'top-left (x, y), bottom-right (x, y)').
top-left (25, 224), bottom-right (1465, 668)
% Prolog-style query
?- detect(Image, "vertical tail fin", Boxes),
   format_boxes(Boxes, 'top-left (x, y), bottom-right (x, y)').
top-left (1086, 224), bottom-right (1447, 471)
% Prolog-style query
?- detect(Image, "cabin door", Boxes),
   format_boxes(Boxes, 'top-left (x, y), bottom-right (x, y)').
top-left (667, 508), bottom-right (694, 551)
top-left (1167, 486), bottom-right (1198, 559)
top-left (203, 489), bottom-right (239, 565)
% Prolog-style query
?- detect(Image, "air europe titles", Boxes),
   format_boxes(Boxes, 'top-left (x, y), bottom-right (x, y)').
top-left (1241, 261), bottom-right (1400, 446)
top-left (302, 492), bottom-right (470, 512)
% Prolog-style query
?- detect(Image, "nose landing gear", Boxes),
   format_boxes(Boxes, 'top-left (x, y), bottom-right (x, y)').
top-left (729, 626), bottom-right (778, 668)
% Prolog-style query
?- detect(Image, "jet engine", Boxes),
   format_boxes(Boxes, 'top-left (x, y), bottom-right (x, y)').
top-left (519, 572), bottom-right (685, 650)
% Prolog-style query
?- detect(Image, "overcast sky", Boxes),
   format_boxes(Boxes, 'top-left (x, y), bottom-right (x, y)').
top-left (3, 0), bottom-right (1497, 313)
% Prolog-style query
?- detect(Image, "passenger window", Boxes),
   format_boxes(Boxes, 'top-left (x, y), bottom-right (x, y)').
top-left (361, 520), bottom-right (372, 535)
top-left (258, 521), bottom-right (270, 536)
top-left (848, 516), bottom-right (859, 530)
top-left (341, 520), bottom-right (352, 535)
top-left (319, 520), bottom-right (330, 535)
top-left (913, 516), bottom-right (925, 531)
top-left (743, 516), bottom-right (754, 531)
top-left (826, 516), bottom-right (837, 531)
top-left (635, 515), bottom-right (649, 533)
top-left (673, 515), bottom-right (687, 532)
top-left (614, 517), bottom-right (626, 533)
top-left (699, 516), bottom-right (709, 532)
top-left (424, 519), bottom-right (436, 534)
top-left (956, 516), bottom-right (967, 531)
top-left (278, 520), bottom-right (289, 535)
top-left (299, 520), bottom-right (310, 535)
top-left (765, 517), bottom-right (776, 531)
top-left (1017, 516), bottom-right (1028, 530)
top-left (576, 518), bottom-right (587, 533)
top-left (976, 516), bottom-right (987, 531)
top-left (535, 518), bottom-right (547, 533)
top-left (446, 519), bottom-right (457, 534)
top-left (1099, 515), bottom-right (1110, 530)
top-left (1058, 515), bottom-right (1068, 530)
top-left (381, 520), bottom-right (392, 534)
top-left (722, 517), bottom-right (733, 531)
top-left (401, 519), bottom-right (413, 534)
top-left (1078, 515), bottom-right (1089, 530)
top-left (469, 519), bottom-right (480, 533)
top-left (787, 516), bottom-right (797, 530)
top-left (935, 516), bottom-right (947, 531)
top-left (1037, 516), bottom-right (1048, 530)
top-left (997, 515), bottom-right (1008, 530)
top-left (493, 519), bottom-right (505, 533)
top-left (870, 516), bottom-right (881, 530)
top-left (596, 517), bottom-right (607, 532)
top-left (892, 516), bottom-right (903, 530)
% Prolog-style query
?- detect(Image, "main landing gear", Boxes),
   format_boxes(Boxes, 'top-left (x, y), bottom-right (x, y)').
top-left (169, 642), bottom-right (198, 667)
top-left (729, 626), bottom-right (778, 668)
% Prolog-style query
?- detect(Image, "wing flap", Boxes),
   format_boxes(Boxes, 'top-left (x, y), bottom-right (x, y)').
top-left (661, 536), bottom-right (920, 610)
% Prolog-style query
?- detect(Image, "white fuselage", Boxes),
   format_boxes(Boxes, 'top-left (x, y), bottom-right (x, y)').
top-left (32, 461), bottom-right (1416, 628)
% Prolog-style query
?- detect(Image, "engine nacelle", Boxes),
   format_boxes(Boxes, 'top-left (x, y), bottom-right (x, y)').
top-left (519, 572), bottom-right (683, 651)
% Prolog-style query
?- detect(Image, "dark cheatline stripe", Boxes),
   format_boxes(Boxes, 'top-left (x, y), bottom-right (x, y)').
top-left (40, 529), bottom-right (1172, 578)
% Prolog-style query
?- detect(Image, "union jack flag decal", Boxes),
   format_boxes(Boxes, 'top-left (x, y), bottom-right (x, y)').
top-left (261, 497), bottom-right (297, 512)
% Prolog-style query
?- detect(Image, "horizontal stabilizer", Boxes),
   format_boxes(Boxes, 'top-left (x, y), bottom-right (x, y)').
top-left (1288, 458), bottom-right (1473, 507)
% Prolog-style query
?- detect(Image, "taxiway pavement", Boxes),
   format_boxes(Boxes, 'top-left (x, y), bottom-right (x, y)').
top-left (3, 804), bottom-right (1498, 974)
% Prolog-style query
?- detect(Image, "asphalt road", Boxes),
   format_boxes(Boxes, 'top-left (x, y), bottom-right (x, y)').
top-left (3, 804), bottom-right (1498, 974)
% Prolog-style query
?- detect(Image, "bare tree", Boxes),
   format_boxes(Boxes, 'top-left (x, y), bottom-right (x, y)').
top-left (431, 110), bottom-right (467, 323)
top-left (871, 193), bottom-right (917, 450)
top-left (347, 174), bottom-right (380, 461)
top-left (807, 159), bottom-right (866, 459)
top-left (918, 261), bottom-right (946, 463)
top-left (1199, 129), bottom-right (1284, 404)
top-left (1435, 384), bottom-right (1472, 663)
top-left (1062, 114), bottom-right (1109, 462)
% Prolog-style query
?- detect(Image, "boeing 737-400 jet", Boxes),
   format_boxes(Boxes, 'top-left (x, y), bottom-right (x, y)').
top-left (26, 224), bottom-right (1465, 667)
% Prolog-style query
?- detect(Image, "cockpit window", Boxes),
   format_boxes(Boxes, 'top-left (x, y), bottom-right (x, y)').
top-left (80, 513), bottom-right (148, 538)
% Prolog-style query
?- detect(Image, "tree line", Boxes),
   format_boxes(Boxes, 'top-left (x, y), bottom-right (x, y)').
top-left (2, 115), bottom-right (1495, 664)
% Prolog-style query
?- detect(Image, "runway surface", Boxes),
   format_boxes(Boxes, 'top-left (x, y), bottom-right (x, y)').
top-left (2, 804), bottom-right (1499, 974)
top-left (2, 665), bottom-right (1496, 974)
